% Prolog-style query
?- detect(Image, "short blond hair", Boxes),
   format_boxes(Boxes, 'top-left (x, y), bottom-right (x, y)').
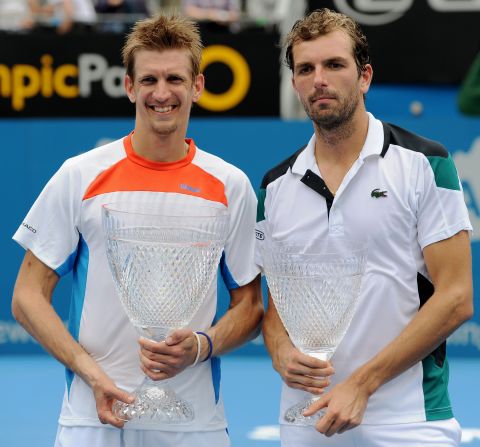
top-left (122, 14), bottom-right (203, 80)
top-left (285, 8), bottom-right (370, 76)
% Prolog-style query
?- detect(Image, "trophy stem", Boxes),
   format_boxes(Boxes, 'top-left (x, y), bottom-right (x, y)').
top-left (283, 349), bottom-right (329, 426)
top-left (112, 374), bottom-right (194, 423)
top-left (111, 326), bottom-right (194, 423)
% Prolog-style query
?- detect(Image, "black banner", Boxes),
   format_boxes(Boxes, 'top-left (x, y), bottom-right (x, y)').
top-left (309, 0), bottom-right (480, 84)
top-left (1, 2), bottom-right (479, 117)
top-left (0, 28), bottom-right (280, 117)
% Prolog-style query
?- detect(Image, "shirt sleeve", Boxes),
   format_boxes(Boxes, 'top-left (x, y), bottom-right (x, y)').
top-left (220, 168), bottom-right (260, 289)
top-left (254, 185), bottom-right (267, 269)
top-left (415, 152), bottom-right (472, 249)
top-left (12, 159), bottom-right (82, 275)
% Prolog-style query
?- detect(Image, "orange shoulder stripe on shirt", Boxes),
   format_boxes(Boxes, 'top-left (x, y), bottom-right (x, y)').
top-left (82, 136), bottom-right (228, 206)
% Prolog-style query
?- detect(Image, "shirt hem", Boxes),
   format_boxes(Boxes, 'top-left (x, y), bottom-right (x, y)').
top-left (58, 417), bottom-right (227, 432)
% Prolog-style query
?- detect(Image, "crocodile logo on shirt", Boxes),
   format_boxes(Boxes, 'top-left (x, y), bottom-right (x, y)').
top-left (371, 188), bottom-right (388, 198)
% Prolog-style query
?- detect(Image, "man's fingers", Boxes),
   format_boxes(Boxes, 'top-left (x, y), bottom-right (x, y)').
top-left (285, 360), bottom-right (334, 380)
top-left (286, 382), bottom-right (326, 394)
top-left (141, 365), bottom-right (170, 381)
top-left (138, 337), bottom-right (166, 353)
top-left (284, 369), bottom-right (330, 389)
top-left (112, 387), bottom-right (135, 405)
top-left (165, 328), bottom-right (192, 346)
top-left (303, 395), bottom-right (328, 416)
top-left (298, 356), bottom-right (333, 370)
top-left (98, 410), bottom-right (125, 428)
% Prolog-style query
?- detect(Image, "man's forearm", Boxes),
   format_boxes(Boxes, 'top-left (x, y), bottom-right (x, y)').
top-left (350, 286), bottom-right (473, 397)
top-left (12, 288), bottom-right (106, 386)
top-left (12, 251), bottom-right (106, 387)
top-left (207, 275), bottom-right (263, 358)
top-left (262, 291), bottom-right (294, 370)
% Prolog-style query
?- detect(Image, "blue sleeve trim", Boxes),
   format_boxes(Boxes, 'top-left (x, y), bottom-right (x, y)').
top-left (219, 251), bottom-right (239, 290)
top-left (211, 356), bottom-right (221, 404)
top-left (66, 235), bottom-right (89, 397)
top-left (55, 247), bottom-right (79, 277)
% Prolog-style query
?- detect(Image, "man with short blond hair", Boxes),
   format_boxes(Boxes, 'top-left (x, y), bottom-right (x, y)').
top-left (12, 14), bottom-right (263, 447)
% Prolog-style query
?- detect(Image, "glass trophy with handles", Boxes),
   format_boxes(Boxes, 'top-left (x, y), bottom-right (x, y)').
top-left (103, 201), bottom-right (229, 423)
top-left (261, 233), bottom-right (367, 425)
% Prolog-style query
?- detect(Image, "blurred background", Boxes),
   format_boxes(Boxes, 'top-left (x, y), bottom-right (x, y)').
top-left (1, 0), bottom-right (479, 446)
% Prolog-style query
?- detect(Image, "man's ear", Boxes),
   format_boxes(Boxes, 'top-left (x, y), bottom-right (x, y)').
top-left (192, 73), bottom-right (205, 103)
top-left (360, 64), bottom-right (373, 95)
top-left (125, 75), bottom-right (136, 103)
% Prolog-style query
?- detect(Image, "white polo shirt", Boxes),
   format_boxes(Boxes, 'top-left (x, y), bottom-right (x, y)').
top-left (255, 112), bottom-right (472, 425)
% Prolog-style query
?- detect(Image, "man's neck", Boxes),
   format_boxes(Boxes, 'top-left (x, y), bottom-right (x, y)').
top-left (131, 128), bottom-right (188, 163)
top-left (311, 109), bottom-right (369, 195)
top-left (313, 109), bottom-right (369, 168)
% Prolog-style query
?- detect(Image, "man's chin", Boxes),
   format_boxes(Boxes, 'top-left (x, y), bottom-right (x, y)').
top-left (152, 124), bottom-right (177, 136)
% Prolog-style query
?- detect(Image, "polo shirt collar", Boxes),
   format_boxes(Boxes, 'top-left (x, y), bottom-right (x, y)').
top-left (359, 112), bottom-right (385, 160)
top-left (291, 112), bottom-right (385, 176)
top-left (291, 133), bottom-right (317, 176)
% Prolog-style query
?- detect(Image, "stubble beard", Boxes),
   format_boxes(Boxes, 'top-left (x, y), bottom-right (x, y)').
top-left (304, 91), bottom-right (359, 132)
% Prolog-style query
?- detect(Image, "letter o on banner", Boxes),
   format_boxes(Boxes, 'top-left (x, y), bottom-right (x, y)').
top-left (198, 45), bottom-right (251, 112)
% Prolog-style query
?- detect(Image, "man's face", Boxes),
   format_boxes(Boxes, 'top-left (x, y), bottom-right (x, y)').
top-left (292, 30), bottom-right (372, 130)
top-left (125, 48), bottom-right (204, 138)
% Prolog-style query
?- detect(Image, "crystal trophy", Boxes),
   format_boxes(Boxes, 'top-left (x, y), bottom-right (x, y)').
top-left (261, 236), bottom-right (367, 425)
top-left (102, 202), bottom-right (229, 423)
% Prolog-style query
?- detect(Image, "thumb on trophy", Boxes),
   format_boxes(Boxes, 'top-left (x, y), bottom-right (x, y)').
top-left (165, 328), bottom-right (192, 346)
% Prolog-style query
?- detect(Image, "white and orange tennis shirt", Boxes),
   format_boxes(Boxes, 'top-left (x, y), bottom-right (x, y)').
top-left (13, 133), bottom-right (260, 431)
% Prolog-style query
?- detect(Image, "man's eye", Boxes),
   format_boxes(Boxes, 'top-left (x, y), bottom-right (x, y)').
top-left (298, 66), bottom-right (312, 75)
top-left (140, 77), bottom-right (155, 84)
top-left (328, 63), bottom-right (343, 69)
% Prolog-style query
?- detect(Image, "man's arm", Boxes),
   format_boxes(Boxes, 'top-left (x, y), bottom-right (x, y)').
top-left (263, 290), bottom-right (335, 395)
top-left (12, 250), bottom-right (134, 428)
top-left (139, 275), bottom-right (264, 380)
top-left (305, 230), bottom-right (473, 436)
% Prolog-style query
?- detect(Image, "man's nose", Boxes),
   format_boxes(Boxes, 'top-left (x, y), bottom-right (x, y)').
top-left (152, 79), bottom-right (170, 102)
top-left (313, 66), bottom-right (328, 88)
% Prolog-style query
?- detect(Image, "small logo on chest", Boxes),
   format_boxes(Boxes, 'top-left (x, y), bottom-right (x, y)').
top-left (371, 188), bottom-right (388, 198)
top-left (180, 183), bottom-right (201, 193)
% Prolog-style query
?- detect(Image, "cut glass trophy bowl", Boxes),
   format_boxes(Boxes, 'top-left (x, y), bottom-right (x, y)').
top-left (261, 236), bottom-right (367, 426)
top-left (102, 202), bottom-right (229, 423)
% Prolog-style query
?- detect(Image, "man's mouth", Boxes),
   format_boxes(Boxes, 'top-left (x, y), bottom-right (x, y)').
top-left (150, 105), bottom-right (176, 113)
top-left (311, 96), bottom-right (335, 103)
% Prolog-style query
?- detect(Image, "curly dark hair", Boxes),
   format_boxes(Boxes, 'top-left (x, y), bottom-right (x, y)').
top-left (284, 8), bottom-right (371, 76)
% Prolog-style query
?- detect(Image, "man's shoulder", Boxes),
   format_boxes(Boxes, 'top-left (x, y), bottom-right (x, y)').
top-left (64, 138), bottom-right (125, 168)
top-left (260, 145), bottom-right (306, 189)
top-left (382, 121), bottom-right (449, 158)
top-left (194, 146), bottom-right (250, 183)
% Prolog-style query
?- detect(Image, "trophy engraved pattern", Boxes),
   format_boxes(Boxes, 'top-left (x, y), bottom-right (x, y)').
top-left (262, 237), bottom-right (367, 425)
top-left (103, 203), bottom-right (229, 424)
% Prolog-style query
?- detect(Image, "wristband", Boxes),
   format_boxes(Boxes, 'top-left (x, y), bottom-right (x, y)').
top-left (190, 331), bottom-right (202, 367)
top-left (196, 331), bottom-right (213, 362)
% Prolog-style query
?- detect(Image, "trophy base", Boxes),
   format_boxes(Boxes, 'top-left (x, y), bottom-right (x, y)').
top-left (284, 397), bottom-right (324, 426)
top-left (113, 382), bottom-right (194, 423)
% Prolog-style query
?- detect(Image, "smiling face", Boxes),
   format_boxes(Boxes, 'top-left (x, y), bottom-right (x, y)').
top-left (292, 30), bottom-right (372, 131)
top-left (125, 48), bottom-right (204, 141)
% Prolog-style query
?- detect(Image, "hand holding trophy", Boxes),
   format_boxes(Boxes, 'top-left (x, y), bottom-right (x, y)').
top-left (102, 202), bottom-right (229, 423)
top-left (261, 233), bottom-right (367, 425)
